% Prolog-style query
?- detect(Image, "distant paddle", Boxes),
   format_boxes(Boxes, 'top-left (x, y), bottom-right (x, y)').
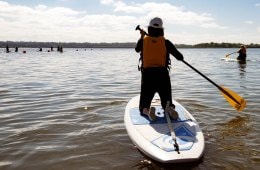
top-left (182, 60), bottom-right (246, 111)
top-left (226, 52), bottom-right (236, 58)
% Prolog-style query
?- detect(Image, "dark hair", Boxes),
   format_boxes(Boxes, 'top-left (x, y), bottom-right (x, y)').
top-left (148, 27), bottom-right (164, 37)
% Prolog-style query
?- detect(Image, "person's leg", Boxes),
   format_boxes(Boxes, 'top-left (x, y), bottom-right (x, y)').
top-left (157, 69), bottom-right (178, 120)
top-left (139, 70), bottom-right (156, 113)
top-left (157, 69), bottom-right (173, 109)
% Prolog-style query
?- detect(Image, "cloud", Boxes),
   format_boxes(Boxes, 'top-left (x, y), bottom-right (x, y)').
top-left (245, 20), bottom-right (253, 24)
top-left (100, 0), bottom-right (115, 5)
top-left (0, 0), bottom-right (229, 43)
top-left (0, 1), bottom-right (138, 42)
top-left (111, 1), bottom-right (146, 14)
top-left (256, 3), bottom-right (260, 7)
top-left (101, 1), bottom-right (227, 29)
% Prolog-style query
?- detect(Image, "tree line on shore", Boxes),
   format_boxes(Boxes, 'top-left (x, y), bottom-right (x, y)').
top-left (1, 41), bottom-right (260, 48)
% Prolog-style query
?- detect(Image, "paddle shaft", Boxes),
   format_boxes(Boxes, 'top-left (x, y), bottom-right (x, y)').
top-left (165, 102), bottom-right (180, 154)
top-left (182, 60), bottom-right (241, 105)
top-left (227, 52), bottom-right (237, 56)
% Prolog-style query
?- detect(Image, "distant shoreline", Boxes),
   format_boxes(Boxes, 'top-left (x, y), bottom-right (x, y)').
top-left (1, 41), bottom-right (260, 48)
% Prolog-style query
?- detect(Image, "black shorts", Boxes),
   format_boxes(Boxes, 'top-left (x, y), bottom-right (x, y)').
top-left (139, 67), bottom-right (174, 112)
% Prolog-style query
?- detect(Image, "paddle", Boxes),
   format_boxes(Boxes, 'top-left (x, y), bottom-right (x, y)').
top-left (226, 52), bottom-right (236, 58)
top-left (182, 60), bottom-right (246, 111)
top-left (165, 102), bottom-right (180, 154)
top-left (135, 25), bottom-right (148, 35)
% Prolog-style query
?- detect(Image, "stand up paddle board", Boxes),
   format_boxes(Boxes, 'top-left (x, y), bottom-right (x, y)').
top-left (221, 58), bottom-right (255, 63)
top-left (124, 94), bottom-right (205, 163)
top-left (221, 58), bottom-right (239, 62)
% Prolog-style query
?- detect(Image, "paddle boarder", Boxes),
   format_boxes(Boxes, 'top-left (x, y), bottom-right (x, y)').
top-left (6, 45), bottom-right (10, 53)
top-left (237, 45), bottom-right (247, 62)
top-left (135, 17), bottom-right (184, 121)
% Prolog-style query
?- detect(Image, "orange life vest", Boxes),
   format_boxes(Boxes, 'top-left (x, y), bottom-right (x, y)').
top-left (142, 36), bottom-right (167, 68)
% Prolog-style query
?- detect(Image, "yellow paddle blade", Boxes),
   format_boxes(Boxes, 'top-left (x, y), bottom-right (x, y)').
top-left (220, 86), bottom-right (246, 111)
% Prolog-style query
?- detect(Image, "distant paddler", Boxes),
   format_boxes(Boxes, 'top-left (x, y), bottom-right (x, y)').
top-left (236, 45), bottom-right (247, 62)
top-left (60, 46), bottom-right (63, 53)
top-left (6, 45), bottom-right (10, 53)
top-left (57, 45), bottom-right (63, 52)
top-left (225, 45), bottom-right (247, 62)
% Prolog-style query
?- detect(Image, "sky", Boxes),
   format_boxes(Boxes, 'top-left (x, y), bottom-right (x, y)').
top-left (0, 0), bottom-right (260, 44)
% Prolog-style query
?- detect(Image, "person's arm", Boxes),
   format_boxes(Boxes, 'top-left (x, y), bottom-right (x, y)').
top-left (135, 30), bottom-right (146, 52)
top-left (165, 40), bottom-right (183, 60)
top-left (135, 39), bottom-right (143, 53)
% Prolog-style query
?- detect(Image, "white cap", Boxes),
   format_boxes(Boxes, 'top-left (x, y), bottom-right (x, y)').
top-left (148, 17), bottom-right (163, 29)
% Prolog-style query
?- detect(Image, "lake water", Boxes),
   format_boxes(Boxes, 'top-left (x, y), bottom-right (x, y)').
top-left (0, 48), bottom-right (259, 170)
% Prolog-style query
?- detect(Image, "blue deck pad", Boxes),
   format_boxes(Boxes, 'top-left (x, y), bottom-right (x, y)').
top-left (151, 125), bottom-right (195, 152)
top-left (130, 106), bottom-right (189, 125)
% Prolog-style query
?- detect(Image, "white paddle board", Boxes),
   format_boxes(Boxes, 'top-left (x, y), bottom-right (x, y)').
top-left (124, 94), bottom-right (205, 163)
top-left (221, 58), bottom-right (254, 62)
top-left (221, 57), bottom-right (239, 62)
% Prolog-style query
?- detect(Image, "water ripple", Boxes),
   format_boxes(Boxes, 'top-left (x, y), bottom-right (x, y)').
top-left (0, 48), bottom-right (259, 169)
